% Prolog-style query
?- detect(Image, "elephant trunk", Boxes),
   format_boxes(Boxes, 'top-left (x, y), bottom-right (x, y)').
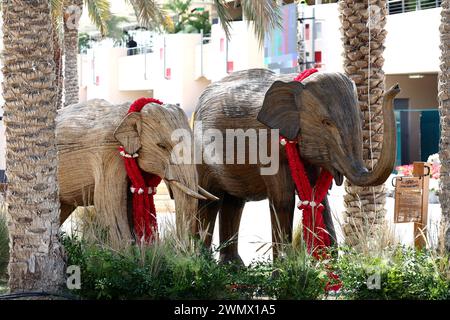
top-left (164, 164), bottom-right (217, 235)
top-left (342, 84), bottom-right (400, 187)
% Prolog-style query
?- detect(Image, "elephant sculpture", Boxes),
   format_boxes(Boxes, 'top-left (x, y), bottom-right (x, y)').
top-left (194, 68), bottom-right (400, 263)
top-left (57, 99), bottom-right (216, 245)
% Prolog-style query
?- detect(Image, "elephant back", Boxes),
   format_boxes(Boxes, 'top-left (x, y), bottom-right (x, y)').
top-left (56, 99), bottom-right (129, 152)
top-left (194, 69), bottom-right (301, 128)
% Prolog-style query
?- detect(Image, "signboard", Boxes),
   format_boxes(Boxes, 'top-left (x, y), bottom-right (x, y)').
top-left (394, 176), bottom-right (423, 223)
top-left (393, 162), bottom-right (431, 249)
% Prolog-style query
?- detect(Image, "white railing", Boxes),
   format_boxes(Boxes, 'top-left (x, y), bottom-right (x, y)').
top-left (388, 0), bottom-right (442, 14)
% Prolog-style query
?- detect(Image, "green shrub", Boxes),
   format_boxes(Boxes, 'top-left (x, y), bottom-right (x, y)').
top-left (335, 246), bottom-right (450, 300)
top-left (260, 245), bottom-right (329, 300)
top-left (0, 208), bottom-right (8, 277)
top-left (62, 234), bottom-right (246, 300)
top-left (61, 233), bottom-right (330, 300)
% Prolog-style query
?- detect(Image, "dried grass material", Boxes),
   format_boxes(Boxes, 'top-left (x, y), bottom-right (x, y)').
top-left (57, 99), bottom-right (200, 248)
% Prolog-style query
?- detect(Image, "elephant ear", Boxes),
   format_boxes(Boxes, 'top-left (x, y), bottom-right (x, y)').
top-left (257, 80), bottom-right (304, 140)
top-left (114, 112), bottom-right (142, 154)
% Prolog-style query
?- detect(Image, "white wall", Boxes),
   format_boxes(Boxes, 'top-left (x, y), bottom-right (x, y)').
top-left (80, 34), bottom-right (212, 116)
top-left (384, 8), bottom-right (440, 74)
top-left (302, 4), bottom-right (440, 75)
top-left (200, 21), bottom-right (265, 81)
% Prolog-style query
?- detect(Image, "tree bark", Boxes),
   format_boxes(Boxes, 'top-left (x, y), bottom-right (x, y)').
top-left (53, 23), bottom-right (64, 110)
top-left (2, 0), bottom-right (65, 292)
top-left (439, 0), bottom-right (450, 252)
top-left (63, 0), bottom-right (83, 107)
top-left (339, 0), bottom-right (389, 249)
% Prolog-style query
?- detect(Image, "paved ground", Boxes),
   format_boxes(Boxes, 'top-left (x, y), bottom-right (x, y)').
top-left (61, 176), bottom-right (442, 266)
top-left (156, 175), bottom-right (442, 265)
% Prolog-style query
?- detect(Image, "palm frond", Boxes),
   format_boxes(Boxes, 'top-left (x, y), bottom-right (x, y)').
top-left (125, 0), bottom-right (166, 30)
top-left (85, 0), bottom-right (111, 36)
top-left (212, 0), bottom-right (233, 40)
top-left (50, 0), bottom-right (64, 39)
top-left (212, 0), bottom-right (281, 46)
top-left (240, 0), bottom-right (282, 46)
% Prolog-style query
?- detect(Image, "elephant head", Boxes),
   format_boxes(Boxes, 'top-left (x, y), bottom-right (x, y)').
top-left (257, 72), bottom-right (400, 187)
top-left (113, 103), bottom-right (217, 233)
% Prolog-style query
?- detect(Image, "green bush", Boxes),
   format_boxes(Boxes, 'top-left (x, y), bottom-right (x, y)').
top-left (335, 246), bottom-right (450, 300)
top-left (0, 209), bottom-right (8, 277)
top-left (61, 234), bottom-right (329, 300)
top-left (62, 235), bottom-right (246, 299)
top-left (260, 246), bottom-right (329, 300)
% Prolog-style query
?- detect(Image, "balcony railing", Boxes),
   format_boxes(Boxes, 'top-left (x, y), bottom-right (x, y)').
top-left (388, 0), bottom-right (442, 14)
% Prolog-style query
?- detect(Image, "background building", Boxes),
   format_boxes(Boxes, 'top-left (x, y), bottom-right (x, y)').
top-left (0, 0), bottom-right (443, 169)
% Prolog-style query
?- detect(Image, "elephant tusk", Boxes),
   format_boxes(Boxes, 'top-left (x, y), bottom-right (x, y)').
top-left (170, 180), bottom-right (207, 200)
top-left (197, 186), bottom-right (220, 201)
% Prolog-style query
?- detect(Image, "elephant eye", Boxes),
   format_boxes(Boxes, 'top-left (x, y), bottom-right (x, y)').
top-left (157, 143), bottom-right (168, 150)
top-left (322, 119), bottom-right (334, 127)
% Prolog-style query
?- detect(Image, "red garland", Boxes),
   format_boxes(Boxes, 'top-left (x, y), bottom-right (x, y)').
top-left (282, 68), bottom-right (341, 291)
top-left (119, 97), bottom-right (163, 243)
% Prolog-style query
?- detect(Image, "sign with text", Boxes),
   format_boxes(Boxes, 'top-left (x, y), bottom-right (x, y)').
top-left (394, 176), bottom-right (424, 223)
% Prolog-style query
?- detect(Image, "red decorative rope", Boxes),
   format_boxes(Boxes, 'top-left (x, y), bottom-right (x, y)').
top-left (282, 68), bottom-right (341, 291)
top-left (119, 97), bottom-right (163, 243)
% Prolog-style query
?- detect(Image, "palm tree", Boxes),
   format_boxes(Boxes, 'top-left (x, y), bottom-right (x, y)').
top-left (439, 0), bottom-right (450, 252)
top-left (2, 0), bottom-right (65, 292)
top-left (339, 0), bottom-right (389, 248)
top-left (61, 0), bottom-right (172, 107)
top-left (62, 0), bottom-right (110, 106)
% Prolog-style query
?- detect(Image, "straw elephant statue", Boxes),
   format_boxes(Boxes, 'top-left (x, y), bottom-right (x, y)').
top-left (57, 99), bottom-right (216, 245)
top-left (194, 68), bottom-right (400, 264)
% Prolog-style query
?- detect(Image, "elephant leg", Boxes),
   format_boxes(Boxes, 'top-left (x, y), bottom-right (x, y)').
top-left (321, 196), bottom-right (337, 246)
top-left (218, 193), bottom-right (245, 265)
top-left (263, 164), bottom-right (296, 260)
top-left (93, 172), bottom-right (132, 246)
top-left (268, 192), bottom-right (295, 260)
top-left (60, 203), bottom-right (76, 225)
top-left (197, 197), bottom-right (222, 248)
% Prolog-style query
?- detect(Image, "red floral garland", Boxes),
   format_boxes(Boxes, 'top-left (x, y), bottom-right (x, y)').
top-left (282, 68), bottom-right (341, 291)
top-left (119, 97), bottom-right (163, 243)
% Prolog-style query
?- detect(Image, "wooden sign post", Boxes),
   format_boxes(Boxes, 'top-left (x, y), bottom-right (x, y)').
top-left (412, 162), bottom-right (430, 249)
top-left (394, 162), bottom-right (431, 249)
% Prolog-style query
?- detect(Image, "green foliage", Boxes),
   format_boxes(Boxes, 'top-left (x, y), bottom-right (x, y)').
top-left (85, 0), bottom-right (111, 36)
top-left (164, 0), bottom-right (211, 35)
top-left (62, 235), bottom-right (241, 299)
top-left (0, 209), bottom-right (8, 278)
top-left (105, 15), bottom-right (130, 46)
top-left (335, 246), bottom-right (450, 300)
top-left (78, 32), bottom-right (92, 54)
top-left (61, 233), bottom-right (328, 300)
top-left (264, 246), bottom-right (329, 300)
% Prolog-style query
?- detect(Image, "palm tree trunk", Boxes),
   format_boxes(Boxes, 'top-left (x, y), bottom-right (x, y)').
top-left (53, 25), bottom-right (64, 109)
top-left (2, 0), bottom-right (65, 292)
top-left (339, 0), bottom-right (389, 248)
top-left (439, 0), bottom-right (450, 252)
top-left (63, 0), bottom-right (83, 106)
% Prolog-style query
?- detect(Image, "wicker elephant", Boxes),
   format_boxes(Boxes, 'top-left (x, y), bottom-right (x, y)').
top-left (57, 99), bottom-right (215, 245)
